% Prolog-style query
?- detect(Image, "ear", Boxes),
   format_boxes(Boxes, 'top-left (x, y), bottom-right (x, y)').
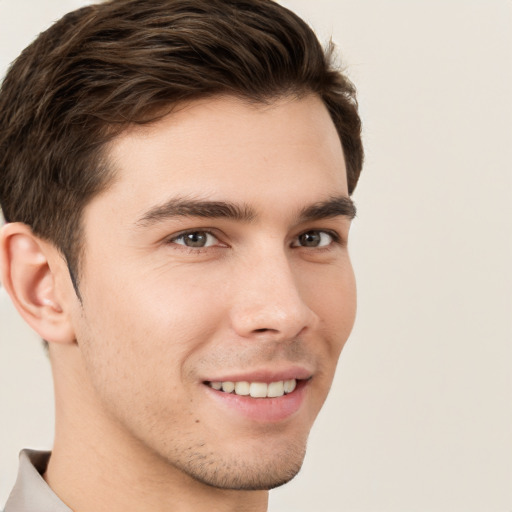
top-left (0, 222), bottom-right (76, 344)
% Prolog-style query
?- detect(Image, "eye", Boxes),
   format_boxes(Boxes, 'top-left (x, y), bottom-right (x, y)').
top-left (293, 230), bottom-right (336, 248)
top-left (170, 231), bottom-right (219, 248)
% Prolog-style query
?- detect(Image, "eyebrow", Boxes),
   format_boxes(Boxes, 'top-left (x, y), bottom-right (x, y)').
top-left (297, 196), bottom-right (356, 222)
top-left (136, 197), bottom-right (256, 226)
top-left (135, 195), bottom-right (356, 227)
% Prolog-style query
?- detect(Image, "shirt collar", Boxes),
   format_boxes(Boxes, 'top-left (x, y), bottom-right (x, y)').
top-left (4, 450), bottom-right (71, 512)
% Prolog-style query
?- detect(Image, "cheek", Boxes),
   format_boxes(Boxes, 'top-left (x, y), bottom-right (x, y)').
top-left (77, 261), bottom-right (227, 368)
top-left (298, 262), bottom-right (356, 389)
top-left (333, 265), bottom-right (357, 330)
top-left (301, 259), bottom-right (357, 335)
top-left (72, 275), bottom-right (202, 424)
top-left (306, 264), bottom-right (355, 402)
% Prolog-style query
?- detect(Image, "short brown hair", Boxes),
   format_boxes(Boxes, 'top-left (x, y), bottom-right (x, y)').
top-left (0, 0), bottom-right (363, 287)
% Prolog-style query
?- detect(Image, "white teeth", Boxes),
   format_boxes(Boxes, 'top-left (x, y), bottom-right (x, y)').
top-left (267, 381), bottom-right (285, 398)
top-left (284, 379), bottom-right (296, 393)
top-left (249, 382), bottom-right (268, 398)
top-left (234, 381), bottom-right (250, 396)
top-left (221, 381), bottom-right (235, 393)
top-left (208, 379), bottom-right (298, 398)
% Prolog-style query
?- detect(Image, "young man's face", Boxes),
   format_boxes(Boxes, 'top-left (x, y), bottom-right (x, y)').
top-left (67, 94), bottom-right (356, 490)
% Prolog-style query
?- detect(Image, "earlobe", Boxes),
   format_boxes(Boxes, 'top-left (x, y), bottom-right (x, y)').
top-left (0, 222), bottom-right (76, 344)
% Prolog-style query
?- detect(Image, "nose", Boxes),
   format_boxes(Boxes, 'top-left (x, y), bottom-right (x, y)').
top-left (229, 250), bottom-right (319, 342)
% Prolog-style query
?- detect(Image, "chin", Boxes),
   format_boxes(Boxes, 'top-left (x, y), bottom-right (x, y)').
top-left (194, 460), bottom-right (304, 491)
top-left (173, 441), bottom-right (307, 491)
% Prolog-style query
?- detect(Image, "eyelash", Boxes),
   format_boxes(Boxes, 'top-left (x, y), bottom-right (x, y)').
top-left (166, 228), bottom-right (343, 252)
top-left (169, 230), bottom-right (223, 250)
top-left (291, 230), bottom-right (342, 249)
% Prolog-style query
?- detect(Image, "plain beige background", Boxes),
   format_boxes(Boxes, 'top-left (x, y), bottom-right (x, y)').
top-left (1, 1), bottom-right (511, 510)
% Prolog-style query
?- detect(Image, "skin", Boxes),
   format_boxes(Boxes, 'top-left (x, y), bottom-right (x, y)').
top-left (0, 94), bottom-right (356, 512)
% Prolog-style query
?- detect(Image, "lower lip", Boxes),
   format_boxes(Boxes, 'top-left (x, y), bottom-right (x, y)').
top-left (204, 380), bottom-right (309, 423)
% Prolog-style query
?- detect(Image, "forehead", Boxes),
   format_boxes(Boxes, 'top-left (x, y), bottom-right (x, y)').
top-left (89, 94), bottom-right (348, 224)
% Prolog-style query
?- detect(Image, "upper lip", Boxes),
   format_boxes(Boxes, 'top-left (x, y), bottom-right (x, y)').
top-left (202, 365), bottom-right (313, 383)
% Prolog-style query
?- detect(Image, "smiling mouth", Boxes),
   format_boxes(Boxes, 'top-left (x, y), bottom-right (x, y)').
top-left (206, 379), bottom-right (298, 398)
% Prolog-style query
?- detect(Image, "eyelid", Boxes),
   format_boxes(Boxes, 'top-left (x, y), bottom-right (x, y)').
top-left (166, 229), bottom-right (222, 248)
top-left (291, 229), bottom-right (342, 248)
top-left (163, 227), bottom-right (344, 250)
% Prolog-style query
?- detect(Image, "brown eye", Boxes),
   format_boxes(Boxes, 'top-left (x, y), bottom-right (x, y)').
top-left (296, 231), bottom-right (334, 248)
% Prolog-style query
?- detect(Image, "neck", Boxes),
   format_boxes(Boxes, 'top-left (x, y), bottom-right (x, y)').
top-left (46, 344), bottom-right (268, 512)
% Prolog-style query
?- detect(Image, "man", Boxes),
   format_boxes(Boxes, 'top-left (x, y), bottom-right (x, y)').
top-left (0, 0), bottom-right (363, 510)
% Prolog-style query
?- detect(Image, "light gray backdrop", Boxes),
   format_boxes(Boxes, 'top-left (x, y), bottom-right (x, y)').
top-left (1, 1), bottom-right (511, 510)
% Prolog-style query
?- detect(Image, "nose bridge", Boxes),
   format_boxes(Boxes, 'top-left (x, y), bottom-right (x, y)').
top-left (229, 242), bottom-right (317, 340)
